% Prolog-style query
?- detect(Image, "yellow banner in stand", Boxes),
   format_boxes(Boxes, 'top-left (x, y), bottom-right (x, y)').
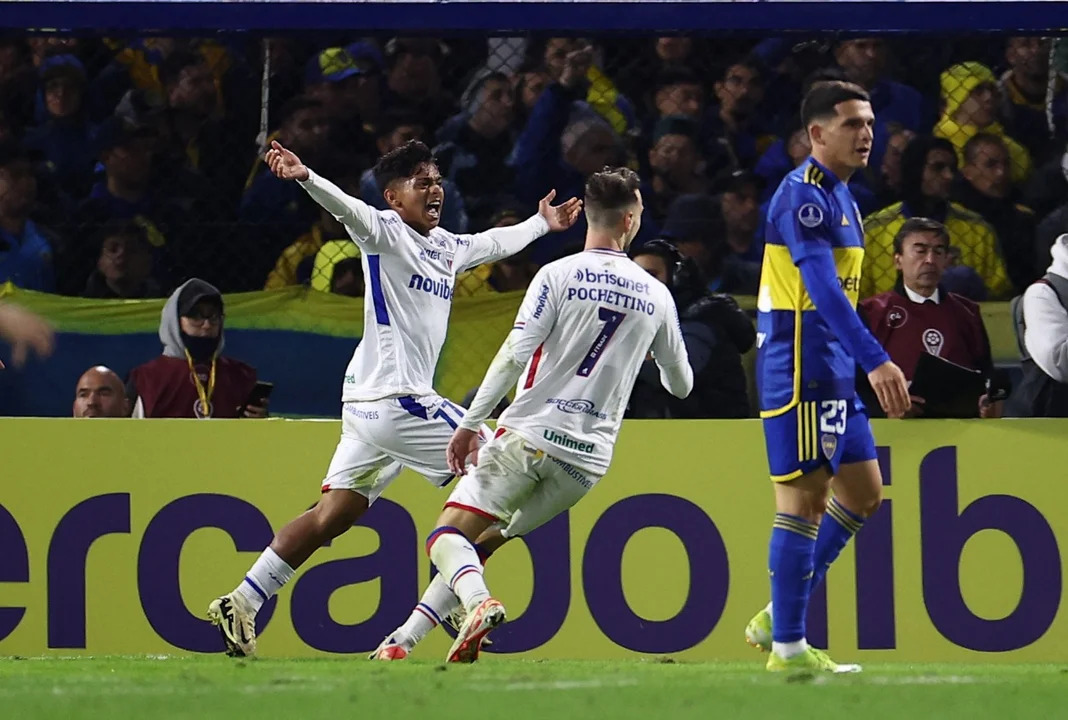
top-left (0, 418), bottom-right (1065, 661)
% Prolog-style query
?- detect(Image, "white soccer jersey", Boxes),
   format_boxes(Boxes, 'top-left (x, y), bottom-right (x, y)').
top-left (464, 248), bottom-right (692, 474)
top-left (298, 170), bottom-right (550, 402)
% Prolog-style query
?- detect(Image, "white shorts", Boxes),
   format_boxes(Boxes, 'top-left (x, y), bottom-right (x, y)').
top-left (446, 428), bottom-right (601, 538)
top-left (321, 394), bottom-right (487, 503)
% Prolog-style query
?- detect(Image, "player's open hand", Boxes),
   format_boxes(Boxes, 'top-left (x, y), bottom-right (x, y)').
top-left (868, 360), bottom-right (911, 418)
top-left (446, 427), bottom-right (481, 476)
top-left (538, 189), bottom-right (583, 232)
top-left (0, 303), bottom-right (54, 370)
top-left (265, 140), bottom-right (310, 182)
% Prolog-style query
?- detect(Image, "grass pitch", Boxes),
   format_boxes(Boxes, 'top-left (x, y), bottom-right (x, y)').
top-left (0, 656), bottom-right (1063, 719)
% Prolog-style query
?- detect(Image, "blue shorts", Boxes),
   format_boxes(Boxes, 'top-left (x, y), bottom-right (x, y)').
top-left (761, 395), bottom-right (876, 482)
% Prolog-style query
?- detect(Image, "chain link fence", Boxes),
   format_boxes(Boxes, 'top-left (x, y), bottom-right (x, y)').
top-left (1, 33), bottom-right (1065, 302)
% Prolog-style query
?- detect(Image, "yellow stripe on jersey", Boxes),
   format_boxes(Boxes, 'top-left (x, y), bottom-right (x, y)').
top-left (758, 245), bottom-right (865, 419)
top-left (809, 401), bottom-right (819, 460)
top-left (759, 245), bottom-right (865, 312)
top-left (803, 164), bottom-right (825, 187)
top-left (798, 402), bottom-right (824, 462)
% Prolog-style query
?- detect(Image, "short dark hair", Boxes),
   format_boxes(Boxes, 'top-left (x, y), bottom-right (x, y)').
top-left (584, 166), bottom-right (641, 228)
top-left (963, 132), bottom-right (1007, 166)
top-left (893, 217), bottom-right (950, 255)
top-left (159, 49), bottom-right (205, 89)
top-left (372, 139), bottom-right (436, 190)
top-left (800, 81), bottom-right (871, 128)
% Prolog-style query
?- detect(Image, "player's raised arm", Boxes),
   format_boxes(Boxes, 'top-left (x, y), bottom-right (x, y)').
top-left (650, 294), bottom-right (693, 398)
top-left (265, 140), bottom-right (383, 246)
top-left (453, 190), bottom-right (583, 271)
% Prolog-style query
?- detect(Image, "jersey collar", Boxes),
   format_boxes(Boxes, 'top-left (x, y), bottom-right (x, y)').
top-left (804, 157), bottom-right (842, 191)
top-left (586, 247), bottom-right (628, 257)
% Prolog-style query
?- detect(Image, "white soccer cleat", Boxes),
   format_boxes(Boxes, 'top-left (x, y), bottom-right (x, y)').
top-left (446, 598), bottom-right (506, 663)
top-left (368, 636), bottom-right (409, 661)
top-left (207, 592), bottom-right (257, 657)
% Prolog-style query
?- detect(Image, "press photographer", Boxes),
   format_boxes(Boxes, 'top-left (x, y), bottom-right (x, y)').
top-left (626, 239), bottom-right (755, 418)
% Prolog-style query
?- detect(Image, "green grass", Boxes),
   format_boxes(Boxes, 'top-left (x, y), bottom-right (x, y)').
top-left (0, 657), bottom-right (1063, 719)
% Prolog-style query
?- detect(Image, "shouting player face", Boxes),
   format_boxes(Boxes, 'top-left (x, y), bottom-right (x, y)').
top-left (386, 162), bottom-right (445, 235)
top-left (813, 98), bottom-right (875, 174)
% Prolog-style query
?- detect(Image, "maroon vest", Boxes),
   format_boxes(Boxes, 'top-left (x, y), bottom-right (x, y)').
top-left (129, 355), bottom-right (257, 418)
top-left (860, 289), bottom-right (990, 381)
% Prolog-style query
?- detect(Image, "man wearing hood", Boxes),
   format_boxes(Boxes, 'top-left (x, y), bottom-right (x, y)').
top-left (861, 135), bottom-right (1011, 299)
top-left (934, 61), bottom-right (1032, 186)
top-left (1009, 234), bottom-right (1068, 417)
top-left (126, 279), bottom-right (265, 419)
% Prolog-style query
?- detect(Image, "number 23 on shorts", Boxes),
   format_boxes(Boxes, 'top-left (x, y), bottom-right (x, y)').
top-left (819, 399), bottom-right (847, 434)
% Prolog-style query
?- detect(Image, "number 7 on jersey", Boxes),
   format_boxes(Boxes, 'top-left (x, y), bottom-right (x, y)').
top-left (577, 307), bottom-right (626, 377)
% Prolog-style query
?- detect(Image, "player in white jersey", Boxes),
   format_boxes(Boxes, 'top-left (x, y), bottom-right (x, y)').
top-left (381, 167), bottom-right (693, 663)
top-left (207, 139), bottom-right (581, 657)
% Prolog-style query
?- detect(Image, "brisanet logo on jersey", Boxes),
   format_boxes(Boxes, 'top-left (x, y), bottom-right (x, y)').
top-left (546, 397), bottom-right (608, 420)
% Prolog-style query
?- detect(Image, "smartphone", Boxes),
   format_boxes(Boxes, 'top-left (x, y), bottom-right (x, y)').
top-left (241, 381), bottom-right (274, 413)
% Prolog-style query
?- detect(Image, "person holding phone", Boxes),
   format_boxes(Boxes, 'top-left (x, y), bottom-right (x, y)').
top-left (127, 278), bottom-right (270, 419)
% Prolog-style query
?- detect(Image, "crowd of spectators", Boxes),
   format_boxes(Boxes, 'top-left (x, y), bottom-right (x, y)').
top-left (0, 33), bottom-right (1065, 302)
top-left (3, 32), bottom-right (1068, 418)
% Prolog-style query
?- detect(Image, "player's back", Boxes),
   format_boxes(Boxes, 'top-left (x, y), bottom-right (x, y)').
top-left (499, 248), bottom-right (680, 473)
top-left (757, 159), bottom-right (866, 416)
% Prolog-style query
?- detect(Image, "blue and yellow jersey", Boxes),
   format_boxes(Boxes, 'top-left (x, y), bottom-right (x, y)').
top-left (756, 158), bottom-right (865, 417)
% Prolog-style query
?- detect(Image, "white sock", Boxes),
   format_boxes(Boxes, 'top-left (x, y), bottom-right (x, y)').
top-left (428, 532), bottom-right (489, 612)
top-left (772, 639), bottom-right (808, 659)
top-left (393, 574), bottom-right (461, 650)
top-left (234, 547), bottom-right (294, 613)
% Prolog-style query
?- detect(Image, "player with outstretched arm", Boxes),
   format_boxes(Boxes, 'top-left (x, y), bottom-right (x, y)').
top-left (379, 167), bottom-right (692, 663)
top-left (207, 139), bottom-right (581, 657)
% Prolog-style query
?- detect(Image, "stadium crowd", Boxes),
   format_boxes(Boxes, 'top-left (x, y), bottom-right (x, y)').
top-left (2, 33), bottom-right (1068, 418)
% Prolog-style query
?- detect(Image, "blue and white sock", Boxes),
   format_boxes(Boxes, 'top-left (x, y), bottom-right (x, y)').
top-left (234, 547), bottom-right (294, 613)
top-left (426, 527), bottom-right (489, 612)
top-left (393, 574), bottom-right (459, 650)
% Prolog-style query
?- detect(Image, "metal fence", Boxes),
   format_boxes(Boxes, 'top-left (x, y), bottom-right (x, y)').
top-left (1, 32), bottom-right (1064, 302)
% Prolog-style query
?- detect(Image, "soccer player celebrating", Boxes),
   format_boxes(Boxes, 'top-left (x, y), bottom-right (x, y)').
top-left (745, 82), bottom-right (910, 672)
top-left (389, 167), bottom-right (691, 663)
top-left (207, 139), bottom-right (581, 657)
